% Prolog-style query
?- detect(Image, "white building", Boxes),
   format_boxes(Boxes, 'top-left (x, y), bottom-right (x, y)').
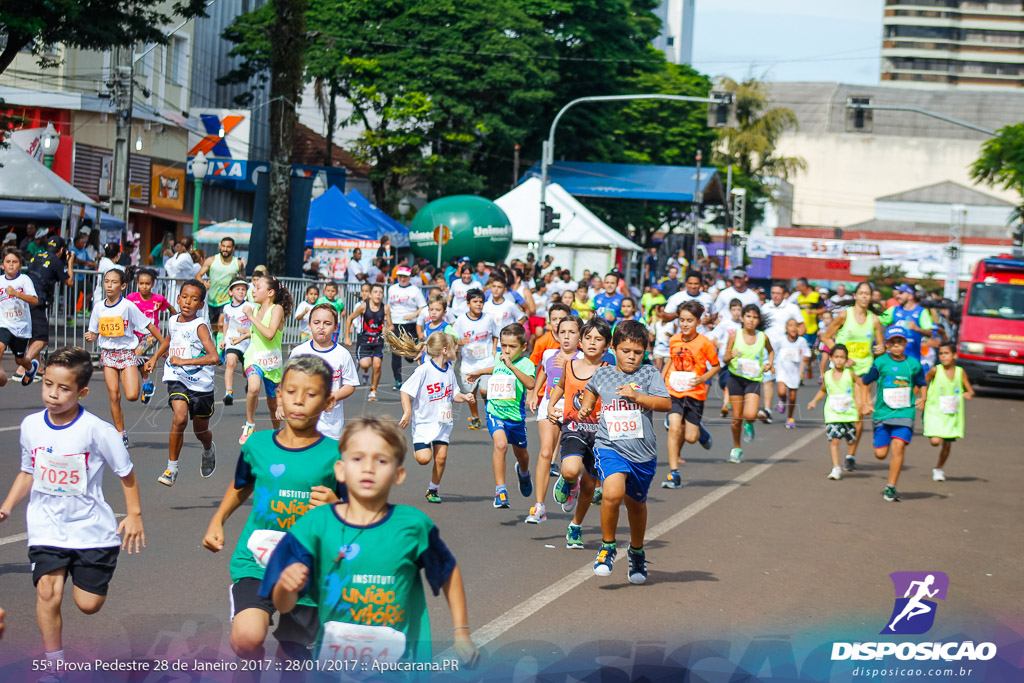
top-left (653, 0), bottom-right (696, 65)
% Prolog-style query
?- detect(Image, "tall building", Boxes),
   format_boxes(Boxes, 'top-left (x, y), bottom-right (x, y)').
top-left (652, 0), bottom-right (696, 65)
top-left (881, 0), bottom-right (1024, 89)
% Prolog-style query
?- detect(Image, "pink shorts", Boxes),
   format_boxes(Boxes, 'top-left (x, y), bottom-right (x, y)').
top-left (528, 316), bottom-right (546, 336)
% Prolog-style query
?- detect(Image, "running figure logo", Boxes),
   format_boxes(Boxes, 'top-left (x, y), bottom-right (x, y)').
top-left (881, 571), bottom-right (949, 635)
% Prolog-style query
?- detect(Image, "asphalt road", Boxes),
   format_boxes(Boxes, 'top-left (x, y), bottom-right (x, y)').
top-left (0, 356), bottom-right (1021, 682)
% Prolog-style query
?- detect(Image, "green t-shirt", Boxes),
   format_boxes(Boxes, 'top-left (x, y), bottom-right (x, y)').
top-left (316, 296), bottom-right (345, 316)
top-left (229, 431), bottom-right (341, 607)
top-left (640, 293), bottom-right (665, 321)
top-left (862, 353), bottom-right (926, 425)
top-left (263, 504), bottom-right (455, 662)
top-left (485, 352), bottom-right (536, 422)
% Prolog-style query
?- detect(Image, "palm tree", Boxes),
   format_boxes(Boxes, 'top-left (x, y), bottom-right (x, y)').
top-left (970, 122), bottom-right (1024, 225)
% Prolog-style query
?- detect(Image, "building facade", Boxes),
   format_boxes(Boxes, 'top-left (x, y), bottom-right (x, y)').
top-left (652, 0), bottom-right (696, 65)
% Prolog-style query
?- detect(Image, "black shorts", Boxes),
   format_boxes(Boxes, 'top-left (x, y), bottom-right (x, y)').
top-left (167, 380), bottom-right (216, 419)
top-left (29, 545), bottom-right (119, 596)
top-left (224, 347), bottom-right (245, 362)
top-left (208, 305), bottom-right (225, 326)
top-left (231, 577), bottom-right (318, 654)
top-left (31, 306), bottom-right (49, 342)
top-left (726, 374), bottom-right (761, 396)
top-left (0, 328), bottom-right (28, 357)
top-left (669, 395), bottom-right (705, 425)
top-left (559, 430), bottom-right (600, 479)
top-left (357, 342), bottom-right (383, 360)
top-left (718, 367), bottom-right (730, 389)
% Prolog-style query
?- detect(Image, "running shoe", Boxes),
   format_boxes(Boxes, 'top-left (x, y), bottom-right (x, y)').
top-left (698, 423), bottom-right (713, 450)
top-left (743, 422), bottom-right (755, 443)
top-left (425, 489), bottom-right (442, 504)
top-left (729, 448), bottom-right (743, 464)
top-left (468, 416), bottom-right (482, 430)
top-left (591, 487), bottom-right (603, 505)
top-left (552, 475), bottom-right (573, 504)
top-left (515, 463), bottom-right (533, 497)
top-left (525, 503), bottom-right (547, 524)
top-left (883, 485), bottom-right (900, 502)
top-left (141, 380), bottom-right (154, 404)
top-left (785, 418), bottom-right (796, 429)
top-left (157, 468), bottom-right (178, 487)
top-left (238, 423), bottom-right (255, 445)
top-left (392, 381), bottom-right (402, 391)
top-left (223, 391), bottom-right (234, 406)
top-left (845, 455), bottom-right (856, 472)
top-left (562, 480), bottom-right (580, 513)
top-left (660, 470), bottom-right (682, 489)
top-left (493, 488), bottom-right (510, 508)
top-left (122, 431), bottom-right (130, 448)
top-left (627, 547), bottom-right (648, 585)
top-left (566, 524), bottom-right (584, 549)
top-left (932, 468), bottom-right (946, 482)
top-left (200, 443), bottom-right (217, 478)
top-left (776, 400), bottom-right (785, 414)
top-left (549, 460), bottom-right (560, 477)
top-left (368, 390), bottom-right (377, 402)
top-left (828, 466), bottom-right (842, 481)
top-left (361, 371), bottom-right (370, 384)
top-left (720, 405), bottom-right (728, 418)
top-left (663, 415), bottom-right (669, 431)
top-left (758, 408), bottom-right (773, 424)
top-left (593, 543), bottom-right (617, 576)
top-left (36, 668), bottom-right (66, 683)
top-left (22, 359), bottom-right (39, 386)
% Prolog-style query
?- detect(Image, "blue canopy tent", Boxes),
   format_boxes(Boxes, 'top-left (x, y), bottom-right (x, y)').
top-left (305, 186), bottom-right (381, 244)
top-left (345, 190), bottom-right (410, 247)
top-left (0, 199), bottom-right (125, 230)
top-left (522, 161), bottom-right (725, 203)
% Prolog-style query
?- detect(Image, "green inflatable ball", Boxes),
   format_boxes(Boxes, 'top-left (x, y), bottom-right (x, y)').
top-left (409, 195), bottom-right (512, 266)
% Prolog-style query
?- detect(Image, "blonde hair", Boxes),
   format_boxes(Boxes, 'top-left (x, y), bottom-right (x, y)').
top-left (427, 292), bottom-right (447, 310)
top-left (384, 328), bottom-right (456, 360)
top-left (339, 416), bottom-right (406, 465)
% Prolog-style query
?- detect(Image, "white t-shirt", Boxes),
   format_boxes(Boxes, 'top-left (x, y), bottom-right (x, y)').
top-left (387, 283), bottom-right (426, 324)
top-left (761, 300), bottom-right (804, 347)
top-left (548, 280), bottom-right (577, 297)
top-left (294, 300), bottom-right (315, 337)
top-left (449, 278), bottom-right (477, 318)
top-left (453, 312), bottom-right (499, 372)
top-left (482, 297), bottom-right (524, 334)
top-left (774, 335), bottom-right (811, 390)
top-left (652, 320), bottom-right (677, 357)
top-left (533, 290), bottom-right (551, 319)
top-left (222, 301), bottom-right (251, 353)
top-left (707, 317), bottom-right (742, 358)
top-left (400, 359), bottom-right (457, 445)
top-left (416, 308), bottom-right (456, 329)
top-left (20, 407), bottom-right (135, 549)
top-left (289, 341), bottom-right (360, 439)
top-left (346, 259), bottom-right (366, 284)
top-left (713, 286), bottom-right (760, 316)
top-left (664, 289), bottom-right (716, 333)
top-left (162, 315), bottom-right (215, 393)
top-left (88, 297), bottom-right (152, 350)
top-left (0, 272), bottom-right (37, 338)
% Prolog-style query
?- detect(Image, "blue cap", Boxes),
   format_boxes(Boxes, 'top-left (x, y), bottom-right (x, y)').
top-left (895, 284), bottom-right (914, 294)
top-left (885, 325), bottom-right (908, 341)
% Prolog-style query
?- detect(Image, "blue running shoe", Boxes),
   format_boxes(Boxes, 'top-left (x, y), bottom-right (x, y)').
top-left (698, 423), bottom-right (713, 450)
top-left (660, 470), bottom-right (682, 489)
top-left (552, 475), bottom-right (573, 504)
top-left (493, 488), bottom-right (510, 508)
top-left (141, 380), bottom-right (155, 405)
top-left (628, 547), bottom-right (648, 585)
top-left (22, 359), bottom-right (39, 386)
top-left (593, 543), bottom-right (617, 576)
top-left (743, 421), bottom-right (755, 443)
top-left (566, 524), bottom-right (583, 549)
top-left (515, 463), bottom-right (533, 497)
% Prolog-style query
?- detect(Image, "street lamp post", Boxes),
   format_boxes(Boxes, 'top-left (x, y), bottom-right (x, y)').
top-left (191, 151), bottom-right (208, 235)
top-left (41, 122), bottom-right (59, 169)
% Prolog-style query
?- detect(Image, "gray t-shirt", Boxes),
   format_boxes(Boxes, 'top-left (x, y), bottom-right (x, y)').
top-left (585, 364), bottom-right (669, 463)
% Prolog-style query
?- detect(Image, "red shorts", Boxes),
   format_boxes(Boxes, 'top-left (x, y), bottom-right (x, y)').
top-left (528, 316), bottom-right (546, 336)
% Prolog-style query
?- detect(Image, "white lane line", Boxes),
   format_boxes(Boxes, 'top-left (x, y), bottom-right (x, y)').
top-left (442, 428), bottom-right (823, 656)
top-left (0, 425), bottom-right (21, 432)
top-left (0, 514), bottom-right (126, 547)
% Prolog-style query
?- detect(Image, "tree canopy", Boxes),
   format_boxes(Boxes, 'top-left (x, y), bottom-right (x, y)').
top-left (970, 122), bottom-right (1024, 224)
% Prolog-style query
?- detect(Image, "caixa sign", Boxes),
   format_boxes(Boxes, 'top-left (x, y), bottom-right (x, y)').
top-left (186, 157), bottom-right (247, 179)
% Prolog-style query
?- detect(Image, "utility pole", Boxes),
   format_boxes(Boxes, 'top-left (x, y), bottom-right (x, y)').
top-left (108, 48), bottom-right (134, 236)
top-left (692, 149), bottom-right (702, 266)
top-left (512, 144), bottom-right (520, 190)
top-left (946, 204), bottom-right (966, 300)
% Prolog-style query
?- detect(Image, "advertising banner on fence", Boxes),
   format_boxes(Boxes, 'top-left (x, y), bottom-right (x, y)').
top-left (747, 236), bottom-right (945, 265)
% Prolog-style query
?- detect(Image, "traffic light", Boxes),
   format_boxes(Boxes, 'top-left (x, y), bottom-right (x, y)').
top-left (541, 203), bottom-right (560, 235)
top-left (1013, 222), bottom-right (1024, 247)
top-left (846, 96), bottom-right (873, 133)
top-left (707, 91), bottom-right (736, 128)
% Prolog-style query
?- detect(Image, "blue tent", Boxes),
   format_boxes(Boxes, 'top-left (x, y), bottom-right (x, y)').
top-left (345, 190), bottom-right (410, 247)
top-left (0, 199), bottom-right (125, 230)
top-left (522, 161), bottom-right (724, 203)
top-left (305, 185), bottom-right (380, 245)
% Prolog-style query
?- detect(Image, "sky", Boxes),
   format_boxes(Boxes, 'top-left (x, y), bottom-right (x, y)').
top-left (690, 0), bottom-right (886, 85)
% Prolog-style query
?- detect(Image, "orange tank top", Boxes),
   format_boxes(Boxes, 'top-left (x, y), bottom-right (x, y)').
top-left (560, 359), bottom-right (607, 434)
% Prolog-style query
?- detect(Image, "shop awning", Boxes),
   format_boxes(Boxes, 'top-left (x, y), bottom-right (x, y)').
top-left (0, 199), bottom-right (124, 229)
top-left (134, 205), bottom-right (213, 225)
top-left (522, 161), bottom-right (725, 204)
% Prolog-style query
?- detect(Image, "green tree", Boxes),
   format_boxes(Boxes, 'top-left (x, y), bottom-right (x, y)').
top-left (970, 122), bottom-right (1024, 225)
top-left (867, 264), bottom-right (907, 299)
top-left (0, 0), bottom-right (207, 74)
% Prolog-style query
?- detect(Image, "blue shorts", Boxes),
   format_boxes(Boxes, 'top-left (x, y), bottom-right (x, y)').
top-left (244, 364), bottom-right (279, 399)
top-left (413, 440), bottom-right (449, 452)
top-left (873, 422), bottom-right (913, 449)
top-left (594, 448), bottom-right (657, 503)
top-left (803, 333), bottom-right (817, 349)
top-left (486, 414), bottom-right (528, 449)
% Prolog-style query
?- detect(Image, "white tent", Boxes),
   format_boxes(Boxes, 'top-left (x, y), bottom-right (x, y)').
top-left (495, 177), bottom-right (641, 278)
top-left (0, 144), bottom-right (97, 205)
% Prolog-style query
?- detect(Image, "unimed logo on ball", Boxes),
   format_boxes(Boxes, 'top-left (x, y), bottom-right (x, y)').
top-left (882, 571), bottom-right (949, 635)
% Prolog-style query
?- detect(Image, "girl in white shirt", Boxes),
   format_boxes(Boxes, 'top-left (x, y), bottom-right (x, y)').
top-left (649, 304), bottom-right (676, 371)
top-left (85, 267), bottom-right (166, 445)
top-left (0, 247), bottom-right (39, 388)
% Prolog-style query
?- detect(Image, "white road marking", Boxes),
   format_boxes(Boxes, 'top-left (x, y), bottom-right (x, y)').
top-left (0, 514), bottom-right (126, 547)
top-left (0, 425), bottom-right (21, 432)
top-left (441, 428), bottom-right (823, 657)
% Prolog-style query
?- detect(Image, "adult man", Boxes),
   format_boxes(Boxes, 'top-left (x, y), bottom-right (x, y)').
top-left (880, 284), bottom-right (934, 364)
top-left (760, 283), bottom-right (805, 422)
top-left (18, 224), bottom-right (43, 258)
top-left (712, 268), bottom-right (760, 316)
top-left (473, 260), bottom-right (490, 286)
top-left (663, 270), bottom-right (715, 330)
top-left (659, 266), bottom-right (682, 300)
top-left (593, 273), bottom-right (625, 322)
top-left (164, 237), bottom-right (200, 304)
top-left (301, 246), bottom-right (315, 273)
top-left (829, 284), bottom-right (854, 311)
top-left (386, 265), bottom-right (426, 388)
top-left (346, 247), bottom-right (367, 286)
top-left (644, 246), bottom-right (659, 286)
top-left (197, 237), bottom-right (245, 326)
top-left (19, 236), bottom-right (74, 381)
top-left (548, 269), bottom-right (577, 298)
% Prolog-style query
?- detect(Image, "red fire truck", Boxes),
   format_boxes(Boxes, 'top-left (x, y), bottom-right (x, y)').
top-left (957, 256), bottom-right (1024, 387)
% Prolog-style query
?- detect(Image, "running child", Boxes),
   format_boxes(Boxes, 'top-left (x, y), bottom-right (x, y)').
top-left (617, 297), bottom-right (641, 326)
top-left (293, 285), bottom-right (320, 343)
top-left (550, 317), bottom-right (611, 548)
top-left (529, 302), bottom-right (571, 367)
top-left (260, 417), bottom-right (479, 667)
top-left (0, 246), bottom-right (40, 388)
top-left (288, 303), bottom-right (359, 439)
top-left (483, 274), bottom-right (526, 333)
top-left (153, 279), bottom-right (218, 486)
top-left (816, 310), bottom-right (834, 379)
top-left (389, 330), bottom-right (475, 503)
top-left (571, 282), bottom-right (594, 320)
top-left (858, 326), bottom-right (928, 502)
top-left (202, 356), bottom-right (344, 667)
top-left (85, 267), bottom-right (164, 446)
top-left (453, 288), bottom-right (499, 430)
top-left (661, 301), bottom-right (718, 489)
top-left (806, 344), bottom-right (860, 480)
top-left (577, 320), bottom-right (670, 584)
top-left (0, 346), bottom-right (145, 679)
top-left (239, 275), bottom-right (293, 445)
top-left (525, 312), bottom-right (580, 524)
top-left (649, 304), bottom-right (676, 371)
top-left (219, 277), bottom-right (251, 406)
top-left (345, 282), bottom-right (385, 401)
top-left (721, 304), bottom-right (774, 463)
top-left (774, 317), bottom-right (811, 428)
top-left (347, 282), bottom-right (372, 383)
top-left (416, 293), bottom-right (455, 362)
top-left (923, 341), bottom-right (973, 482)
top-left (707, 298), bottom-right (743, 418)
top-left (315, 281), bottom-right (345, 319)
top-left (126, 268), bottom-right (175, 404)
top-left (466, 322), bottom-right (536, 509)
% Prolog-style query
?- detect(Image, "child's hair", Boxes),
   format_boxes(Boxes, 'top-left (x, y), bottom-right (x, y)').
top-left (136, 267), bottom-right (157, 282)
top-left (180, 278), bottom-right (207, 301)
top-left (103, 243), bottom-right (120, 259)
top-left (427, 292), bottom-right (447, 310)
top-left (740, 303), bottom-right (768, 331)
top-left (729, 298), bottom-right (742, 309)
top-left (360, 282), bottom-right (371, 290)
top-left (679, 300), bottom-right (705, 320)
top-left (310, 302), bottom-right (339, 326)
top-left (385, 328), bottom-right (456, 360)
top-left (281, 355), bottom-right (333, 396)
top-left (557, 315), bottom-right (583, 337)
top-left (622, 296), bottom-right (635, 307)
top-left (580, 317), bottom-right (612, 344)
top-left (305, 284), bottom-right (319, 296)
top-left (261, 275), bottom-right (294, 317)
top-left (548, 302), bottom-right (571, 318)
top-left (938, 340), bottom-right (956, 355)
top-left (339, 416), bottom-right (406, 465)
top-left (500, 322), bottom-right (528, 348)
top-left (684, 269), bottom-right (702, 282)
top-left (2, 246), bottom-right (24, 264)
top-left (370, 283), bottom-right (384, 294)
top-left (45, 345), bottom-right (93, 389)
top-left (488, 273), bottom-right (507, 287)
top-left (324, 281), bottom-right (338, 291)
top-left (613, 319), bottom-right (649, 349)
top-left (104, 265), bottom-right (136, 286)
top-left (466, 288), bottom-right (485, 304)
top-left (831, 343), bottom-right (848, 357)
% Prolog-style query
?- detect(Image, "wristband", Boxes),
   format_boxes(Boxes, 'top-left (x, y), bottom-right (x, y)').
top-left (454, 626), bottom-right (470, 631)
